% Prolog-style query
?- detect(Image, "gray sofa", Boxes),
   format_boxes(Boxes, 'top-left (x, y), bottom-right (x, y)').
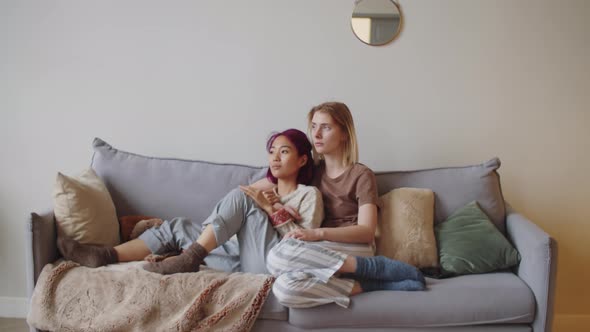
top-left (26, 138), bottom-right (557, 332)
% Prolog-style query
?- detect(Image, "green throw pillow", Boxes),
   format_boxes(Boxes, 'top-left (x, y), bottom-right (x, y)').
top-left (435, 201), bottom-right (520, 277)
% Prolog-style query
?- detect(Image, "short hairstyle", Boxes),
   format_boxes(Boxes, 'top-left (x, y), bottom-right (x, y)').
top-left (307, 101), bottom-right (359, 167)
top-left (265, 128), bottom-right (314, 185)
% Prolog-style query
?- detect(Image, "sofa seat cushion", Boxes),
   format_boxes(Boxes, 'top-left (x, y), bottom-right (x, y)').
top-left (288, 272), bottom-right (535, 329)
top-left (259, 291), bottom-right (288, 321)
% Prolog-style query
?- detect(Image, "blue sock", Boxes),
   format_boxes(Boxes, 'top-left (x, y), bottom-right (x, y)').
top-left (355, 256), bottom-right (426, 283)
top-left (359, 279), bottom-right (425, 292)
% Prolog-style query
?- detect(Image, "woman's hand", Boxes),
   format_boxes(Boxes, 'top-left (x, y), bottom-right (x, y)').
top-left (262, 190), bottom-right (280, 205)
top-left (263, 190), bottom-right (302, 220)
top-left (283, 228), bottom-right (323, 242)
top-left (239, 185), bottom-right (273, 215)
top-left (282, 205), bottom-right (302, 221)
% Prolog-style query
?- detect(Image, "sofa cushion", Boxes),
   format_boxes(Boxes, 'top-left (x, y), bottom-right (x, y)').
top-left (90, 138), bottom-right (267, 228)
top-left (436, 201), bottom-right (520, 277)
top-left (288, 272), bottom-right (535, 329)
top-left (259, 291), bottom-right (288, 321)
top-left (376, 188), bottom-right (438, 269)
top-left (53, 168), bottom-right (120, 246)
top-left (375, 158), bottom-right (506, 234)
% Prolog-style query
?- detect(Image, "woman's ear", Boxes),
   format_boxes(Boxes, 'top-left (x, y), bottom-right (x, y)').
top-left (341, 131), bottom-right (349, 143)
top-left (299, 155), bottom-right (308, 168)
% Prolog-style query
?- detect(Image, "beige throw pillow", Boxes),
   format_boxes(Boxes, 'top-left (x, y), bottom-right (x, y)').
top-left (53, 168), bottom-right (120, 246)
top-left (376, 187), bottom-right (438, 268)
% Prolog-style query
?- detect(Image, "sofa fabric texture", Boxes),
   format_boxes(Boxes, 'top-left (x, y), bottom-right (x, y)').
top-left (90, 138), bottom-right (268, 228)
top-left (506, 205), bottom-right (558, 332)
top-left (288, 272), bottom-right (534, 329)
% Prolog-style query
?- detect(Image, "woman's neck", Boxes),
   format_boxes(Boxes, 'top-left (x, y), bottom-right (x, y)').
top-left (322, 154), bottom-right (348, 179)
top-left (276, 178), bottom-right (298, 196)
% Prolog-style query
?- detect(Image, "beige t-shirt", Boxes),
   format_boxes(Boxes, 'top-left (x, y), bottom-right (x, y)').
top-left (273, 184), bottom-right (324, 236)
top-left (312, 162), bottom-right (379, 228)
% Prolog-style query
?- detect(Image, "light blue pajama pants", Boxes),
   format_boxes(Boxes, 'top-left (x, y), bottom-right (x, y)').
top-left (138, 188), bottom-right (280, 274)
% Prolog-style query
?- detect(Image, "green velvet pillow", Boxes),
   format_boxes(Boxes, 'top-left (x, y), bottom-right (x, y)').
top-left (435, 201), bottom-right (520, 277)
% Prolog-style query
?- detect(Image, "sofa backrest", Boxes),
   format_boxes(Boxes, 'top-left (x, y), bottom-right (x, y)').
top-left (91, 138), bottom-right (267, 225)
top-left (375, 158), bottom-right (506, 233)
top-left (91, 138), bottom-right (506, 233)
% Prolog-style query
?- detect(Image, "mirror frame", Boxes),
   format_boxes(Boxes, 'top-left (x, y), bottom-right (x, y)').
top-left (351, 0), bottom-right (404, 46)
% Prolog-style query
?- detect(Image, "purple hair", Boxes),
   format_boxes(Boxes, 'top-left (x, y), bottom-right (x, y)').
top-left (266, 129), bottom-right (314, 185)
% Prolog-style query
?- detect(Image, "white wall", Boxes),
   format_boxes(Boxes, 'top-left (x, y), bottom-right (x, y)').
top-left (1, 0), bottom-right (588, 327)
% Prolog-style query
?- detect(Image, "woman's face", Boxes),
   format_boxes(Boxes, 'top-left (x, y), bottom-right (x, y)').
top-left (268, 135), bottom-right (307, 181)
top-left (310, 112), bottom-right (346, 156)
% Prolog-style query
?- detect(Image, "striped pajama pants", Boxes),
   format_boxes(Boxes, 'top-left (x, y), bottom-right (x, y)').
top-left (266, 237), bottom-right (374, 308)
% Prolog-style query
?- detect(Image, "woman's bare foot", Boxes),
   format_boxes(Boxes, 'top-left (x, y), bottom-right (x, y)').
top-left (143, 242), bottom-right (207, 275)
top-left (143, 252), bottom-right (180, 263)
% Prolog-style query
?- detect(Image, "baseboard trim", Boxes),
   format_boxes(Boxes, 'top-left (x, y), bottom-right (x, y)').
top-left (0, 296), bottom-right (28, 318)
top-left (553, 314), bottom-right (590, 332)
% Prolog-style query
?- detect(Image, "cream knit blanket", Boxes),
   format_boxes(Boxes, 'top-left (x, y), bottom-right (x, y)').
top-left (27, 261), bottom-right (274, 332)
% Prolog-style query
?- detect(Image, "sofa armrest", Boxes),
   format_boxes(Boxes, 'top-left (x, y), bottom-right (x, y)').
top-left (505, 204), bottom-right (557, 332)
top-left (25, 210), bottom-right (59, 297)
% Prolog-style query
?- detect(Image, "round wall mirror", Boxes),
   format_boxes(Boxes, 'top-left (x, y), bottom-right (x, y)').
top-left (351, 0), bottom-right (402, 46)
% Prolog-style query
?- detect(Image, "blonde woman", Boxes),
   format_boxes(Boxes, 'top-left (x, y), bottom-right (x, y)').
top-left (264, 102), bottom-right (426, 308)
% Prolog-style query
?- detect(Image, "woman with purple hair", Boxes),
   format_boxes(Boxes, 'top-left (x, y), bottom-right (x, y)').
top-left (57, 129), bottom-right (324, 275)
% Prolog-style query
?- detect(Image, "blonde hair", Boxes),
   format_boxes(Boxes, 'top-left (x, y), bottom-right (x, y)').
top-left (307, 102), bottom-right (359, 167)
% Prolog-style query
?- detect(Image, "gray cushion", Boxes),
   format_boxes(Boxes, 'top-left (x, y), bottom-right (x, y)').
top-left (288, 272), bottom-right (535, 329)
top-left (90, 138), bottom-right (267, 226)
top-left (375, 158), bottom-right (506, 233)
